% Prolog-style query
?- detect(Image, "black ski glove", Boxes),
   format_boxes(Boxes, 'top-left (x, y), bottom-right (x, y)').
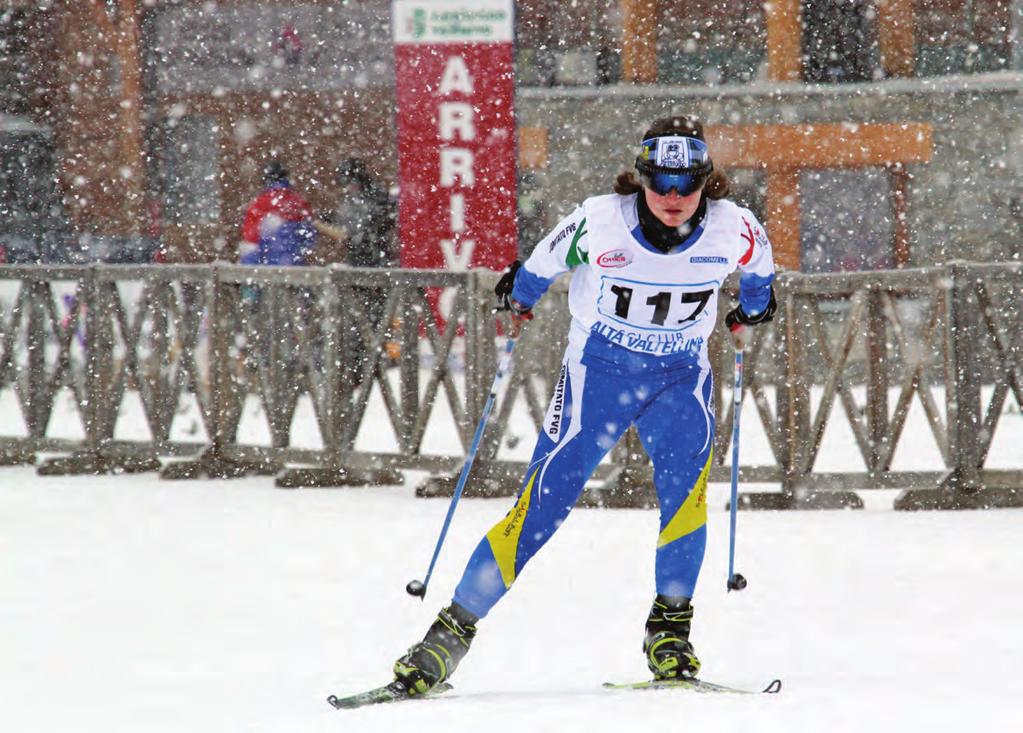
top-left (725, 287), bottom-right (777, 332)
top-left (494, 260), bottom-right (533, 337)
top-left (494, 260), bottom-right (534, 317)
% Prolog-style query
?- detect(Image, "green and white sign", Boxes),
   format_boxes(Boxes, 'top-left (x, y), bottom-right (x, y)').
top-left (392, 0), bottom-right (513, 44)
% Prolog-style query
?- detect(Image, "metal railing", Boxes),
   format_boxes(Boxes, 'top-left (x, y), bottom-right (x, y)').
top-left (0, 262), bottom-right (1020, 509)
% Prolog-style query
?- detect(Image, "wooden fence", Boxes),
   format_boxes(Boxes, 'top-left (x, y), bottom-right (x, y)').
top-left (0, 262), bottom-right (1020, 510)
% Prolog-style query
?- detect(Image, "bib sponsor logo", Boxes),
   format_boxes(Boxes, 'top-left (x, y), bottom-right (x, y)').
top-left (592, 321), bottom-right (706, 356)
top-left (690, 255), bottom-right (728, 264)
top-left (596, 249), bottom-right (632, 268)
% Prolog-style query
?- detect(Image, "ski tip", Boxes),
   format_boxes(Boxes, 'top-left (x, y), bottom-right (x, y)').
top-left (326, 695), bottom-right (341, 709)
top-left (763, 679), bottom-right (782, 694)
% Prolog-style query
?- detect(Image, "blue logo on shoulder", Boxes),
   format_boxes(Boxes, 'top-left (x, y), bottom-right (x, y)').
top-left (690, 255), bottom-right (728, 264)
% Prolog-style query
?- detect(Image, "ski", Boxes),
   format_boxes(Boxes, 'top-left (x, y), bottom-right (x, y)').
top-left (603, 677), bottom-right (782, 695)
top-left (326, 681), bottom-right (453, 710)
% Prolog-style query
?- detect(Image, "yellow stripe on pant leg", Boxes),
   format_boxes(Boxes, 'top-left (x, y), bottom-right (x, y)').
top-left (485, 467), bottom-right (539, 588)
top-left (657, 451), bottom-right (712, 548)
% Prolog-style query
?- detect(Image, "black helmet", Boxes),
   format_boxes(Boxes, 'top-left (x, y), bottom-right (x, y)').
top-left (262, 159), bottom-right (289, 185)
top-left (336, 158), bottom-right (370, 186)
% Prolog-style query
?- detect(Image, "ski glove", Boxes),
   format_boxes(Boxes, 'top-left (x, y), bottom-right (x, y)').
top-left (494, 259), bottom-right (534, 337)
top-left (494, 260), bottom-right (534, 318)
top-left (725, 287), bottom-right (777, 332)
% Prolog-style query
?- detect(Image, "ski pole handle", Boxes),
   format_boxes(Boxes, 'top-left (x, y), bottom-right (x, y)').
top-left (729, 321), bottom-right (753, 350)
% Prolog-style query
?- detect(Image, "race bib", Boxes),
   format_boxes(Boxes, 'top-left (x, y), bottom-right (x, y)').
top-left (596, 276), bottom-right (717, 328)
top-left (591, 275), bottom-right (719, 355)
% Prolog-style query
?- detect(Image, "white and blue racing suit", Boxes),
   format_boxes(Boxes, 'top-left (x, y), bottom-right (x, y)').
top-left (452, 192), bottom-right (776, 618)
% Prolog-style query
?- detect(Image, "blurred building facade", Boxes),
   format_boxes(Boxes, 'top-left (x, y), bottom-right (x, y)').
top-left (1, 0), bottom-right (1021, 268)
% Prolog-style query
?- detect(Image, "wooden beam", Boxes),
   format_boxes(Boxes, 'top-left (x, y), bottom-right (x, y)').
top-left (765, 0), bottom-right (802, 81)
top-left (519, 127), bottom-right (549, 170)
top-left (513, 122), bottom-right (932, 271)
top-left (621, 0), bottom-right (658, 83)
top-left (889, 163), bottom-right (911, 267)
top-left (114, 0), bottom-right (146, 236)
top-left (87, 0), bottom-right (117, 42)
top-left (82, 1), bottom-right (148, 235)
top-left (766, 169), bottom-right (801, 270)
top-left (704, 124), bottom-right (933, 169)
top-left (703, 123), bottom-right (933, 271)
top-left (877, 0), bottom-right (916, 78)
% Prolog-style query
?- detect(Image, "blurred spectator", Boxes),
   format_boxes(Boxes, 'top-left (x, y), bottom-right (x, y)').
top-left (326, 158), bottom-right (399, 382)
top-left (238, 160), bottom-right (318, 385)
top-left (517, 171), bottom-right (549, 258)
top-left (240, 159), bottom-right (317, 265)
top-left (326, 157), bottom-right (396, 268)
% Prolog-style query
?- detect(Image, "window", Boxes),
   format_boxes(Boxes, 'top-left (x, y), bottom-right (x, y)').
top-left (659, 0), bottom-right (766, 85)
top-left (162, 116), bottom-right (221, 226)
top-left (803, 0), bottom-right (880, 83)
top-left (800, 169), bottom-right (894, 273)
top-left (915, 0), bottom-right (1014, 75)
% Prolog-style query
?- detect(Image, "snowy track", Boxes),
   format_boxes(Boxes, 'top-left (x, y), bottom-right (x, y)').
top-left (1, 468), bottom-right (1021, 732)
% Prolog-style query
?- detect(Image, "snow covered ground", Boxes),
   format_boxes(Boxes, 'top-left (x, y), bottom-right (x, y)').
top-left (1, 331), bottom-right (1022, 731)
top-left (2, 466), bottom-right (1022, 733)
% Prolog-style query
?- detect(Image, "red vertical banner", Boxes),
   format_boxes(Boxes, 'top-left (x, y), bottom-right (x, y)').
top-left (392, 1), bottom-right (518, 274)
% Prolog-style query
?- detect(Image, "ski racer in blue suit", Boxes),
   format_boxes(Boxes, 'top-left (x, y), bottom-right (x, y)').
top-left (392, 116), bottom-right (777, 695)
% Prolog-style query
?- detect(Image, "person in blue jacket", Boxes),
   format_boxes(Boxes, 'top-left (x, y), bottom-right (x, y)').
top-left (239, 159), bottom-right (317, 266)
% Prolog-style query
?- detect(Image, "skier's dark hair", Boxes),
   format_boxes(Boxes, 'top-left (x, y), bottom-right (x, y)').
top-left (614, 115), bottom-right (730, 199)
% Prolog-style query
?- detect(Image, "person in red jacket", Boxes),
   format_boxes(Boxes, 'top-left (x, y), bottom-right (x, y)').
top-left (240, 160), bottom-right (317, 265)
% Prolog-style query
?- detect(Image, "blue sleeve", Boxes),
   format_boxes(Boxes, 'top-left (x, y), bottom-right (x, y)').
top-left (739, 272), bottom-right (775, 316)
top-left (510, 263), bottom-right (555, 310)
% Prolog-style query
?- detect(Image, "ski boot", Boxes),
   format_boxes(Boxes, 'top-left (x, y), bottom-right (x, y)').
top-left (393, 603), bottom-right (478, 695)
top-left (643, 595), bottom-right (701, 680)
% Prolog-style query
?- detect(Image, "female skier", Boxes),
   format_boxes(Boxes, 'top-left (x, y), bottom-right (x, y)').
top-left (393, 116), bottom-right (777, 694)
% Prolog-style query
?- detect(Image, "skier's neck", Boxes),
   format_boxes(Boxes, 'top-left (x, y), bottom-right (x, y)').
top-left (637, 192), bottom-right (706, 253)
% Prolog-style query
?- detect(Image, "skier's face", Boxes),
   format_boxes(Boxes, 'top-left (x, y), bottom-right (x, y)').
top-left (644, 185), bottom-right (703, 228)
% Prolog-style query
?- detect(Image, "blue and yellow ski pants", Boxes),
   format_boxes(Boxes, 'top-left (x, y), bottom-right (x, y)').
top-left (452, 352), bottom-right (714, 619)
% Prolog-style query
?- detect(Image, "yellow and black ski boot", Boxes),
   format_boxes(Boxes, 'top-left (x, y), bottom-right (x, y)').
top-left (393, 603), bottom-right (478, 695)
top-left (643, 595), bottom-right (701, 680)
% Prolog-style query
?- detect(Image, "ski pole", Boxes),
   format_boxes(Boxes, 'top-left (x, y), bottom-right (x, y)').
top-left (727, 324), bottom-right (748, 593)
top-left (406, 336), bottom-right (518, 601)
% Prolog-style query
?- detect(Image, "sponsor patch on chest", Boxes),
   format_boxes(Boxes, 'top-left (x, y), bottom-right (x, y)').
top-left (596, 249), bottom-right (633, 268)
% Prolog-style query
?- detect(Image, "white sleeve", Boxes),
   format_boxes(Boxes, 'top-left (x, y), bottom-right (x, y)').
top-left (521, 206), bottom-right (590, 279)
top-left (736, 209), bottom-right (774, 278)
top-left (735, 209), bottom-right (776, 315)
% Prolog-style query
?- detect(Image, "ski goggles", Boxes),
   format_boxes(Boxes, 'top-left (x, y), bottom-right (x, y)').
top-left (635, 135), bottom-right (713, 196)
